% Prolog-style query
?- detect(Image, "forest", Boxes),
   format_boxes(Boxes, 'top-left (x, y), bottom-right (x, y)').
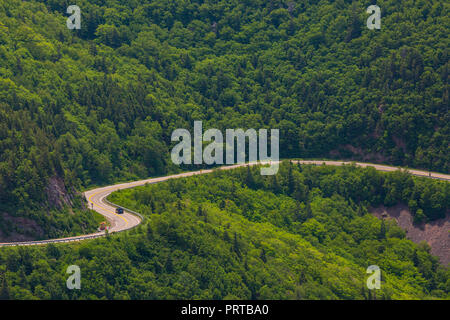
top-left (0, 163), bottom-right (448, 300)
top-left (0, 0), bottom-right (448, 238)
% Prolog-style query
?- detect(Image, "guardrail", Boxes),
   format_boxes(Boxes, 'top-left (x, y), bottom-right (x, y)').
top-left (0, 234), bottom-right (105, 247)
top-left (0, 194), bottom-right (145, 247)
top-left (1, 161), bottom-right (447, 247)
top-left (103, 197), bottom-right (145, 222)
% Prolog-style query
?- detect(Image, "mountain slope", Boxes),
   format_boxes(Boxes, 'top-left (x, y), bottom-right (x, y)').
top-left (0, 0), bottom-right (448, 237)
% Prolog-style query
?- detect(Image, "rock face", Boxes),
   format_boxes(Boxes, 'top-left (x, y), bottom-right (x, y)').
top-left (0, 176), bottom-right (74, 242)
top-left (329, 144), bottom-right (388, 163)
top-left (0, 212), bottom-right (44, 242)
top-left (45, 176), bottom-right (73, 210)
top-left (372, 204), bottom-right (450, 266)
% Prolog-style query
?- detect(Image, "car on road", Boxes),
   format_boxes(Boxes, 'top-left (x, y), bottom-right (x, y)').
top-left (115, 207), bottom-right (124, 214)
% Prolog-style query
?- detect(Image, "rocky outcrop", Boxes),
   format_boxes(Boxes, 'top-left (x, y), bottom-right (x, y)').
top-left (0, 212), bottom-right (44, 242)
top-left (45, 176), bottom-right (74, 210)
top-left (372, 204), bottom-right (450, 266)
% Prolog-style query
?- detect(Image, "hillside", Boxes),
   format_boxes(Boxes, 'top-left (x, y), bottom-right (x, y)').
top-left (0, 163), bottom-right (448, 300)
top-left (0, 1), bottom-right (448, 240)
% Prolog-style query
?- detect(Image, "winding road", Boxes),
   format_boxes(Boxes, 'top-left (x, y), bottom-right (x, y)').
top-left (1, 160), bottom-right (449, 247)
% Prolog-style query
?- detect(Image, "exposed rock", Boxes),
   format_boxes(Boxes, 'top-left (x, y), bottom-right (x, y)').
top-left (392, 136), bottom-right (407, 152)
top-left (0, 212), bottom-right (44, 242)
top-left (45, 176), bottom-right (73, 210)
top-left (329, 144), bottom-right (388, 163)
top-left (372, 204), bottom-right (450, 266)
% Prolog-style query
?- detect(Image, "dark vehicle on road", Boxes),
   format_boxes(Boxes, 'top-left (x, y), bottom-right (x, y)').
top-left (115, 207), bottom-right (124, 214)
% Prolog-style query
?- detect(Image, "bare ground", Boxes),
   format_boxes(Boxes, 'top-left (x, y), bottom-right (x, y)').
top-left (371, 204), bottom-right (450, 266)
top-left (0, 212), bottom-right (44, 242)
top-left (329, 144), bottom-right (389, 163)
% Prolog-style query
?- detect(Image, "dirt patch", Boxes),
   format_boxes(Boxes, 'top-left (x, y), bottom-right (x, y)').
top-left (329, 144), bottom-right (389, 163)
top-left (0, 212), bottom-right (44, 242)
top-left (371, 204), bottom-right (450, 266)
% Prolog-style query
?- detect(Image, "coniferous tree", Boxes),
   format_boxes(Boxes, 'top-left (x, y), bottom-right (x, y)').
top-left (0, 277), bottom-right (9, 300)
top-left (245, 166), bottom-right (255, 189)
top-left (165, 256), bottom-right (174, 273)
top-left (379, 219), bottom-right (387, 240)
top-left (233, 232), bottom-right (241, 257)
top-left (271, 175), bottom-right (281, 194)
top-left (260, 248), bottom-right (267, 263)
top-left (288, 162), bottom-right (295, 195)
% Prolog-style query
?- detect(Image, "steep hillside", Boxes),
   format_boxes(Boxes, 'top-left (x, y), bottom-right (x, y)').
top-left (0, 0), bottom-right (448, 237)
top-left (1, 163), bottom-right (448, 300)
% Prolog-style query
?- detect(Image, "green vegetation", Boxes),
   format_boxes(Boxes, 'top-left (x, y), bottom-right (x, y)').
top-left (0, 206), bottom-right (100, 241)
top-left (0, 192), bottom-right (100, 241)
top-left (0, 0), bottom-right (448, 237)
top-left (0, 164), bottom-right (448, 299)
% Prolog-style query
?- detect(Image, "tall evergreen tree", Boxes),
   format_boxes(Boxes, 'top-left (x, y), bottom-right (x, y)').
top-left (0, 277), bottom-right (9, 300)
top-left (245, 165), bottom-right (255, 189)
top-left (379, 219), bottom-right (387, 240)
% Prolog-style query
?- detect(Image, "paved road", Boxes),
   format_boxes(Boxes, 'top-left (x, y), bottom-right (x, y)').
top-left (1, 160), bottom-right (448, 247)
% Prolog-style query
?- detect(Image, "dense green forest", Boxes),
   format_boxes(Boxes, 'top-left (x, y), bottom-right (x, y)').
top-left (0, 0), bottom-right (448, 238)
top-left (0, 163), bottom-right (448, 300)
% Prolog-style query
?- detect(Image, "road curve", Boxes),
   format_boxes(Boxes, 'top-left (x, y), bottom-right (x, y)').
top-left (1, 160), bottom-right (449, 247)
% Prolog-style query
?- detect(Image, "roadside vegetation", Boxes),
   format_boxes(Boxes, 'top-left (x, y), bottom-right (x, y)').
top-left (0, 0), bottom-right (448, 238)
top-left (0, 163), bottom-right (448, 300)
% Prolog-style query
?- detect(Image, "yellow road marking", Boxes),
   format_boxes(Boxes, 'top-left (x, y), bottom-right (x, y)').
top-left (86, 162), bottom-right (448, 233)
top-left (88, 188), bottom-right (129, 226)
